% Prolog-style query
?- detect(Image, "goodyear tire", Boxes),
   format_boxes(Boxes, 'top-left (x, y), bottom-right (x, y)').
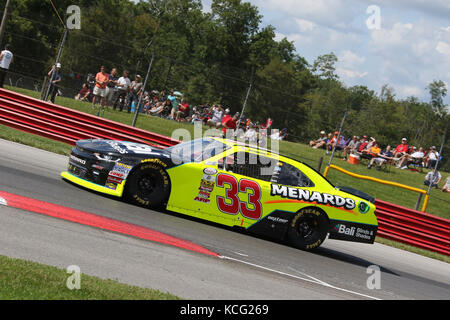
top-left (287, 207), bottom-right (329, 251)
top-left (125, 164), bottom-right (170, 209)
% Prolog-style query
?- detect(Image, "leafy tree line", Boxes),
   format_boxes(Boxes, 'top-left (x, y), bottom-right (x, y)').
top-left (2, 0), bottom-right (449, 170)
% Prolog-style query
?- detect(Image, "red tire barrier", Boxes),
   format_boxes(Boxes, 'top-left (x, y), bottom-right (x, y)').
top-left (375, 199), bottom-right (450, 256)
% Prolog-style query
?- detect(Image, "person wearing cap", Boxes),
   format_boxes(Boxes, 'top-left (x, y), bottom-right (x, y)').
top-left (127, 74), bottom-right (143, 113)
top-left (92, 66), bottom-right (109, 112)
top-left (342, 135), bottom-right (361, 160)
top-left (47, 62), bottom-right (62, 104)
top-left (310, 131), bottom-right (328, 149)
top-left (424, 146), bottom-right (440, 169)
top-left (0, 44), bottom-right (13, 88)
top-left (393, 138), bottom-right (409, 163)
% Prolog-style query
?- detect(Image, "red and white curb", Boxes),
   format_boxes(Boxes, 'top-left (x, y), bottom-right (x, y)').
top-left (0, 190), bottom-right (219, 257)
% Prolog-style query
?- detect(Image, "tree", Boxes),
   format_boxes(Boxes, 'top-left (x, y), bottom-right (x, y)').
top-left (427, 80), bottom-right (448, 117)
top-left (312, 52), bottom-right (338, 80)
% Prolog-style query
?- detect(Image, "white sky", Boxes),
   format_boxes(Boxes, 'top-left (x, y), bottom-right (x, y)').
top-left (201, 0), bottom-right (450, 105)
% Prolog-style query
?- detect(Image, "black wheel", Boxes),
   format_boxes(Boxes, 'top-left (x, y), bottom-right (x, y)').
top-left (287, 207), bottom-right (329, 251)
top-left (125, 164), bottom-right (171, 208)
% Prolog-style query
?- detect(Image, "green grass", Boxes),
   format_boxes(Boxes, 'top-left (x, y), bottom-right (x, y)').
top-left (0, 255), bottom-right (180, 300)
top-left (1, 85), bottom-right (449, 262)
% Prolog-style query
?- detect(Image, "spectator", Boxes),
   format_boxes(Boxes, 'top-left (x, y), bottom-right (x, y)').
top-left (310, 131), bottom-right (327, 149)
top-left (367, 145), bottom-right (394, 170)
top-left (148, 102), bottom-right (165, 116)
top-left (75, 83), bottom-right (91, 101)
top-left (442, 176), bottom-right (450, 193)
top-left (358, 136), bottom-right (369, 153)
top-left (167, 90), bottom-right (179, 119)
top-left (207, 105), bottom-right (224, 128)
top-left (393, 138), bottom-right (409, 159)
top-left (105, 68), bottom-right (118, 109)
top-left (92, 66), bottom-right (109, 111)
top-left (326, 131), bottom-right (339, 154)
top-left (222, 112), bottom-right (239, 137)
top-left (424, 170), bottom-right (442, 188)
top-left (397, 146), bottom-right (425, 169)
top-left (176, 99), bottom-right (190, 121)
top-left (47, 63), bottom-right (62, 104)
top-left (0, 44), bottom-right (13, 88)
top-left (270, 128), bottom-right (288, 141)
top-left (113, 70), bottom-right (131, 111)
top-left (424, 146), bottom-right (440, 169)
top-left (342, 136), bottom-right (361, 160)
top-left (362, 141), bottom-right (381, 158)
top-left (244, 124), bottom-right (258, 144)
top-left (128, 75), bottom-right (143, 113)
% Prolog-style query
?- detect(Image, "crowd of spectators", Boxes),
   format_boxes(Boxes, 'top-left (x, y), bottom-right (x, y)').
top-left (309, 130), bottom-right (449, 192)
top-left (74, 66), bottom-right (288, 142)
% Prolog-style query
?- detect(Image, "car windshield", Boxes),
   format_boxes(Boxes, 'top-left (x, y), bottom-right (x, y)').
top-left (165, 138), bottom-right (230, 164)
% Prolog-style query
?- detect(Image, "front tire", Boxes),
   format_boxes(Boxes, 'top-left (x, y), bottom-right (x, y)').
top-left (125, 164), bottom-right (171, 209)
top-left (287, 207), bottom-right (329, 250)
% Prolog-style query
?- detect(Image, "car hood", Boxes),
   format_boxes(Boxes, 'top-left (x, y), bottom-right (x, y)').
top-left (76, 139), bottom-right (164, 156)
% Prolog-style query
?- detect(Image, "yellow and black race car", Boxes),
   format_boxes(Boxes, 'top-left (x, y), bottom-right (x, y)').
top-left (61, 137), bottom-right (378, 251)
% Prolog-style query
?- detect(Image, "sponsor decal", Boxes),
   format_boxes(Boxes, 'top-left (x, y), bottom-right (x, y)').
top-left (270, 185), bottom-right (356, 211)
top-left (267, 216), bottom-right (289, 224)
top-left (70, 155), bottom-right (86, 165)
top-left (105, 182), bottom-right (118, 190)
top-left (335, 223), bottom-right (374, 241)
top-left (141, 158), bottom-right (167, 167)
top-left (106, 176), bottom-right (123, 184)
top-left (203, 167), bottom-right (218, 175)
top-left (194, 172), bottom-right (217, 204)
top-left (358, 201), bottom-right (370, 214)
top-left (110, 162), bottom-right (132, 180)
top-left (133, 194), bottom-right (150, 206)
top-left (106, 141), bottom-right (128, 154)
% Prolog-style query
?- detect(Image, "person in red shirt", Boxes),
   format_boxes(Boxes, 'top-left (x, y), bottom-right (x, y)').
top-left (222, 112), bottom-right (239, 137)
top-left (394, 138), bottom-right (409, 158)
top-left (176, 99), bottom-right (190, 121)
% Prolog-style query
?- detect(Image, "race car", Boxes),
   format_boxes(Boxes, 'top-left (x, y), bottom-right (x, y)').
top-left (61, 137), bottom-right (378, 250)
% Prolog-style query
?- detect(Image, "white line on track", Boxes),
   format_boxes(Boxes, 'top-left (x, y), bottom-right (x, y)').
top-left (219, 255), bottom-right (381, 300)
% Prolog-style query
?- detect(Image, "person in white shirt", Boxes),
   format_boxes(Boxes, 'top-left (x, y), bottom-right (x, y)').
top-left (424, 146), bottom-right (440, 169)
top-left (442, 176), bottom-right (450, 193)
top-left (424, 170), bottom-right (442, 188)
top-left (207, 105), bottom-right (224, 129)
top-left (0, 44), bottom-right (13, 88)
top-left (398, 146), bottom-right (425, 169)
top-left (113, 70), bottom-right (131, 111)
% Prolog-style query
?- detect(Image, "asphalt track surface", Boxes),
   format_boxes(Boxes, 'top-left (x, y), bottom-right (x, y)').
top-left (0, 139), bottom-right (449, 300)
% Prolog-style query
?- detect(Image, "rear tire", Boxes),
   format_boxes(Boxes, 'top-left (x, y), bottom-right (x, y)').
top-left (287, 207), bottom-right (329, 251)
top-left (125, 164), bottom-right (170, 209)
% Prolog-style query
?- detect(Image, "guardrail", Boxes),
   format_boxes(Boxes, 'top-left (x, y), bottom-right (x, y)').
top-left (324, 164), bottom-right (450, 256)
top-left (0, 88), bottom-right (180, 148)
top-left (324, 164), bottom-right (429, 212)
top-left (375, 200), bottom-right (450, 256)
